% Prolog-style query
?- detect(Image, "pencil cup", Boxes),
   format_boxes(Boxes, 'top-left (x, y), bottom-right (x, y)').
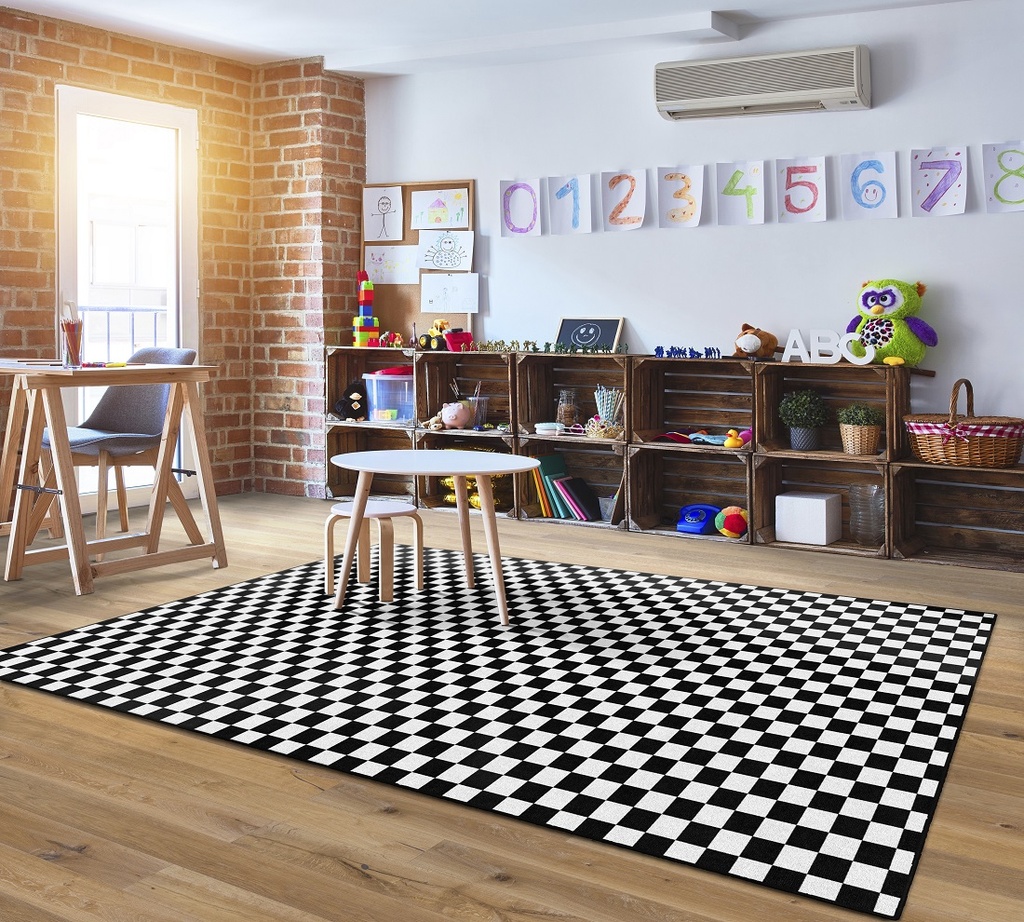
top-left (468, 396), bottom-right (489, 427)
top-left (61, 319), bottom-right (84, 368)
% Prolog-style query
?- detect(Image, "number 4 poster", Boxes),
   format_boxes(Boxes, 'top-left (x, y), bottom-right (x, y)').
top-left (716, 161), bottom-right (765, 225)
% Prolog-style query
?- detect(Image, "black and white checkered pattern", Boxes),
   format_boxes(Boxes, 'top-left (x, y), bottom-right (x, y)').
top-left (0, 548), bottom-right (995, 919)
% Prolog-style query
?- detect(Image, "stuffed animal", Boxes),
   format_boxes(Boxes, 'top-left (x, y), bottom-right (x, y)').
top-left (733, 324), bottom-right (779, 359)
top-left (333, 379), bottom-right (368, 421)
top-left (846, 279), bottom-right (937, 367)
top-left (440, 401), bottom-right (473, 429)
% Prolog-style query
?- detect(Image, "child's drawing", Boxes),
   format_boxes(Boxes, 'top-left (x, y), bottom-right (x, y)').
top-left (364, 245), bottom-right (418, 284)
top-left (418, 230), bottom-right (473, 271)
top-left (362, 185), bottom-right (403, 241)
top-left (410, 188), bottom-right (470, 229)
top-left (420, 272), bottom-right (479, 314)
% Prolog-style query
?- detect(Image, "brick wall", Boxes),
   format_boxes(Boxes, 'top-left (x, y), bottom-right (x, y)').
top-left (0, 8), bottom-right (364, 498)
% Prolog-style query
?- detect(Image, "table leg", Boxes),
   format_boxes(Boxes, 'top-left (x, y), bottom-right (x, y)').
top-left (333, 470), bottom-right (373, 610)
top-left (39, 385), bottom-right (93, 594)
top-left (143, 382), bottom-right (185, 554)
top-left (453, 473), bottom-right (475, 588)
top-left (181, 380), bottom-right (228, 568)
top-left (0, 376), bottom-right (28, 535)
top-left (475, 475), bottom-right (510, 626)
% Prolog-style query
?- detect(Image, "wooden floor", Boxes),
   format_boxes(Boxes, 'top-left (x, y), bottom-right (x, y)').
top-left (1, 493), bottom-right (1021, 922)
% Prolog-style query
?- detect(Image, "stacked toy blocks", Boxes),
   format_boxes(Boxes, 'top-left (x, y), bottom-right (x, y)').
top-left (352, 270), bottom-right (379, 347)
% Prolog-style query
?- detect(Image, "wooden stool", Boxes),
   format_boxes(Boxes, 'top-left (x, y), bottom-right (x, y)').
top-left (324, 499), bottom-right (424, 602)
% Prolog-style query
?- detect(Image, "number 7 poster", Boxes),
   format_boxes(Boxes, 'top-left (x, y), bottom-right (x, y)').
top-left (911, 146), bottom-right (967, 216)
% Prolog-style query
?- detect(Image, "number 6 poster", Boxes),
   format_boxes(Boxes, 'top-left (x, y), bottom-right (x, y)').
top-left (840, 151), bottom-right (898, 220)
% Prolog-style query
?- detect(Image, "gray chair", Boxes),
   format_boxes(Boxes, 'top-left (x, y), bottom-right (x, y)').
top-left (42, 346), bottom-right (197, 542)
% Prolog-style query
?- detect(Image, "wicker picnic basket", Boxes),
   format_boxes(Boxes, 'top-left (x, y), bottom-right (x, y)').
top-left (904, 378), bottom-right (1024, 467)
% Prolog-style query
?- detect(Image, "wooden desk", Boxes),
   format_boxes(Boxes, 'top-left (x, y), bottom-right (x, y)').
top-left (330, 449), bottom-right (540, 625)
top-left (0, 363), bottom-right (227, 594)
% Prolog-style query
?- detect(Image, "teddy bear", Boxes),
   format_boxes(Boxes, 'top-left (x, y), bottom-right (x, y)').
top-left (733, 324), bottom-right (779, 360)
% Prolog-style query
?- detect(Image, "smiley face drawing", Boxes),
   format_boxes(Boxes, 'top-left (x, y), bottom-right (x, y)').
top-left (570, 322), bottom-right (601, 347)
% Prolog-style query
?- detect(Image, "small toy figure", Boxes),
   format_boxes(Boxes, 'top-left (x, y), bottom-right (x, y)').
top-left (846, 279), bottom-right (937, 367)
top-left (733, 324), bottom-right (780, 359)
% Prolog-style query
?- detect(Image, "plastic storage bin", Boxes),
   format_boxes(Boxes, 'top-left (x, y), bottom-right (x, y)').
top-left (363, 372), bottom-right (415, 423)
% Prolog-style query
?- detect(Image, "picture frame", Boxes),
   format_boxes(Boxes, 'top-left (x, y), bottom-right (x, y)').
top-left (555, 317), bottom-right (624, 351)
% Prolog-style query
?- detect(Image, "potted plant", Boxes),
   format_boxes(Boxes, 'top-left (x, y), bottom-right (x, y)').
top-left (778, 388), bottom-right (829, 450)
top-left (837, 403), bottom-right (885, 455)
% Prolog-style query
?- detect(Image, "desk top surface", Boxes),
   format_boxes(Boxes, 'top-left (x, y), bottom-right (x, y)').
top-left (331, 449), bottom-right (540, 476)
top-left (0, 362), bottom-right (216, 384)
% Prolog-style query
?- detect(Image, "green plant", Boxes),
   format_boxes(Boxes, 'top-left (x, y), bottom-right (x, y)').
top-left (837, 403), bottom-right (884, 427)
top-left (778, 388), bottom-right (829, 428)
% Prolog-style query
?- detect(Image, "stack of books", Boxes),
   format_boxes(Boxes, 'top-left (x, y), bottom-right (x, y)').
top-left (531, 454), bottom-right (603, 521)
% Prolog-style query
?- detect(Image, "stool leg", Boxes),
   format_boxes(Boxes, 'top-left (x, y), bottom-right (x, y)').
top-left (411, 513), bottom-right (424, 591)
top-left (377, 517), bottom-right (395, 602)
top-left (324, 513), bottom-right (341, 594)
top-left (357, 519), bottom-right (371, 583)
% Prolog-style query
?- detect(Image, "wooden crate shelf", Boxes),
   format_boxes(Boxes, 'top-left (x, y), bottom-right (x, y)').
top-left (516, 353), bottom-right (629, 436)
top-left (890, 461), bottom-right (1024, 571)
top-left (324, 423), bottom-right (416, 500)
top-left (326, 346), bottom-right (416, 422)
top-left (414, 351), bottom-right (516, 430)
top-left (413, 429), bottom-right (519, 515)
top-left (752, 455), bottom-right (889, 557)
top-left (518, 435), bottom-right (626, 527)
top-left (754, 362), bottom-right (910, 460)
top-left (627, 445), bottom-right (751, 541)
top-left (631, 357), bottom-right (754, 445)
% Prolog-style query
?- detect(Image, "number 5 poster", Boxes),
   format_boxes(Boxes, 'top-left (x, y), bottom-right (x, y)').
top-left (775, 156), bottom-right (827, 223)
top-left (841, 151), bottom-right (898, 220)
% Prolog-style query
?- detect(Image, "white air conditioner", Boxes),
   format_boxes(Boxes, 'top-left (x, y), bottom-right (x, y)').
top-left (655, 45), bottom-right (870, 120)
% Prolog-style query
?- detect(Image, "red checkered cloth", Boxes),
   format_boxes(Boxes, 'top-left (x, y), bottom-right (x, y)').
top-left (905, 420), bottom-right (1024, 442)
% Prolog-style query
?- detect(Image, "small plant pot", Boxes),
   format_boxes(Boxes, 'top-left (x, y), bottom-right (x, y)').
top-left (840, 423), bottom-right (881, 455)
top-left (788, 426), bottom-right (821, 451)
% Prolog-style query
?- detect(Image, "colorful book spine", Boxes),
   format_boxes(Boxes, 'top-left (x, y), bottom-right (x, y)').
top-left (552, 476), bottom-right (586, 520)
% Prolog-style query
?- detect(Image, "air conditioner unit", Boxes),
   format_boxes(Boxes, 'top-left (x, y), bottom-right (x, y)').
top-left (655, 45), bottom-right (870, 120)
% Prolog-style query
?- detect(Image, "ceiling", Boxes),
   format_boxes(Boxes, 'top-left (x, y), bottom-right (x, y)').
top-left (9, 0), bottom-right (964, 75)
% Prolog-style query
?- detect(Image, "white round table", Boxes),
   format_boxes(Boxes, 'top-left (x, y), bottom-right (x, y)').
top-left (330, 449), bottom-right (540, 625)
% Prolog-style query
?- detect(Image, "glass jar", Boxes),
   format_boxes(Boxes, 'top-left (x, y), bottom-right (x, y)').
top-left (848, 484), bottom-right (885, 546)
top-left (555, 388), bottom-right (580, 427)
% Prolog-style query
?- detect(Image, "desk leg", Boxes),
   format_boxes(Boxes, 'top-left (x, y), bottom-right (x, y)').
top-left (143, 383), bottom-right (185, 554)
top-left (475, 475), bottom-right (510, 626)
top-left (333, 471), bottom-right (372, 610)
top-left (181, 380), bottom-right (228, 568)
top-left (40, 385), bottom-right (93, 594)
top-left (453, 474), bottom-right (475, 588)
top-left (0, 376), bottom-right (28, 534)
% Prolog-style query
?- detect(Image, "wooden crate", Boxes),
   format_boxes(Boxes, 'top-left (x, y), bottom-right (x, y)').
top-left (325, 346), bottom-right (416, 423)
top-left (751, 455), bottom-right (889, 557)
top-left (324, 424), bottom-right (416, 500)
top-left (516, 353), bottom-right (629, 436)
top-left (413, 430), bottom-right (519, 515)
top-left (414, 351), bottom-right (515, 430)
top-left (627, 445), bottom-right (751, 541)
top-left (631, 356), bottom-right (754, 445)
top-left (518, 435), bottom-right (626, 527)
top-left (754, 362), bottom-right (910, 459)
top-left (890, 461), bottom-right (1024, 571)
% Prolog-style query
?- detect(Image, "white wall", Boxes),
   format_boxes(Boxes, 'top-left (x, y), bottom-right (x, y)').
top-left (366, 0), bottom-right (1023, 416)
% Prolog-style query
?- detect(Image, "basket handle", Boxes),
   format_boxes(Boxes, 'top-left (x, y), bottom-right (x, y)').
top-left (948, 378), bottom-right (974, 423)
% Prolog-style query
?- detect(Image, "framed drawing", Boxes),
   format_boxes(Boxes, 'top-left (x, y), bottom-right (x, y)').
top-left (555, 317), bottom-right (624, 351)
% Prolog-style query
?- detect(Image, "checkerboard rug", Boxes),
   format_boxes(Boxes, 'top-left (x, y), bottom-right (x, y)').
top-left (0, 548), bottom-right (995, 918)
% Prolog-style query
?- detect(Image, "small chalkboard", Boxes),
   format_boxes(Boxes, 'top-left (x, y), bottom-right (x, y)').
top-left (555, 317), bottom-right (624, 351)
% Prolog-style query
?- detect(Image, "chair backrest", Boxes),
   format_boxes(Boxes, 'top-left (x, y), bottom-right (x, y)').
top-left (81, 346), bottom-right (197, 436)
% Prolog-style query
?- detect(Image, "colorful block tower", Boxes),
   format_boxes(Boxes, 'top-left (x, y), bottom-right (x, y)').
top-left (352, 270), bottom-right (380, 347)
